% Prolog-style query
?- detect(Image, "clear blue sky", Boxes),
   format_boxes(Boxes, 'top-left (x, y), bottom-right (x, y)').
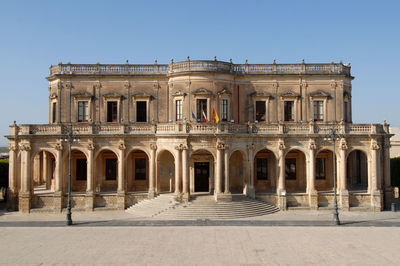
top-left (1, 0), bottom-right (399, 146)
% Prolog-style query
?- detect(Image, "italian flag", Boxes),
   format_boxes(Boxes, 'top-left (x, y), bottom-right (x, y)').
top-left (202, 109), bottom-right (208, 122)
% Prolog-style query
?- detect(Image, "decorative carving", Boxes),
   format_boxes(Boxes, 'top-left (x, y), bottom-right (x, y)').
top-left (124, 81), bottom-right (130, 90)
top-left (64, 82), bottom-right (73, 90)
top-left (383, 138), bottom-right (391, 149)
top-left (246, 143), bottom-right (255, 151)
top-left (118, 140), bottom-right (126, 150)
top-left (371, 139), bottom-right (380, 150)
top-left (175, 143), bottom-right (188, 150)
top-left (216, 142), bottom-right (227, 150)
top-left (150, 143), bottom-right (157, 150)
top-left (19, 143), bottom-right (31, 151)
top-left (309, 139), bottom-right (317, 150)
top-left (339, 138), bottom-right (348, 150)
top-left (87, 140), bottom-right (95, 151)
top-left (55, 142), bottom-right (63, 151)
top-left (8, 143), bottom-right (17, 151)
top-left (330, 81), bottom-right (337, 89)
top-left (93, 82), bottom-right (101, 90)
top-left (278, 139), bottom-right (286, 151)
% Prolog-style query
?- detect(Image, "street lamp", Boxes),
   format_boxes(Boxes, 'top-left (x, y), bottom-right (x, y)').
top-left (323, 122), bottom-right (344, 226)
top-left (61, 124), bottom-right (80, 226)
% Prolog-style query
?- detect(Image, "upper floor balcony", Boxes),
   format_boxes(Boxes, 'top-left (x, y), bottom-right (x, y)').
top-left (48, 59), bottom-right (351, 78)
top-left (11, 122), bottom-right (388, 138)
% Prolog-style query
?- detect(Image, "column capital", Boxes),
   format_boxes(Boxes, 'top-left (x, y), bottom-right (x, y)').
top-left (118, 140), bottom-right (126, 150)
top-left (19, 142), bottom-right (31, 151)
top-left (55, 142), bottom-right (63, 151)
top-left (371, 139), bottom-right (380, 150)
top-left (339, 138), bottom-right (348, 150)
top-left (309, 139), bottom-right (317, 150)
top-left (150, 143), bottom-right (157, 150)
top-left (8, 143), bottom-right (17, 151)
top-left (246, 143), bottom-right (255, 151)
top-left (278, 139), bottom-right (286, 151)
top-left (87, 139), bottom-right (95, 151)
top-left (217, 142), bottom-right (228, 150)
top-left (175, 143), bottom-right (188, 150)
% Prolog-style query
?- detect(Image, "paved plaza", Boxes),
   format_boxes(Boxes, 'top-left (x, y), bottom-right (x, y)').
top-left (1, 210), bottom-right (400, 265)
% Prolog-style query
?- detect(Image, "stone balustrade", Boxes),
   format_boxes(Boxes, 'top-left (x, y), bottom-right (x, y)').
top-left (49, 60), bottom-right (351, 77)
top-left (13, 122), bottom-right (387, 137)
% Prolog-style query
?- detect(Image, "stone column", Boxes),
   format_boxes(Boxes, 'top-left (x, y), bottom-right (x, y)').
top-left (215, 143), bottom-right (223, 196)
top-left (370, 139), bottom-right (382, 211)
top-left (246, 144), bottom-right (255, 199)
top-left (86, 142), bottom-right (95, 211)
top-left (148, 144), bottom-right (157, 199)
top-left (308, 140), bottom-right (318, 210)
top-left (277, 139), bottom-right (286, 210)
top-left (117, 141), bottom-right (126, 210)
top-left (182, 145), bottom-right (189, 202)
top-left (339, 139), bottom-right (349, 210)
top-left (54, 143), bottom-right (63, 212)
top-left (33, 154), bottom-right (41, 186)
top-left (19, 142), bottom-right (31, 213)
top-left (42, 152), bottom-right (49, 189)
top-left (7, 143), bottom-right (18, 210)
top-left (383, 139), bottom-right (392, 209)
top-left (174, 145), bottom-right (182, 201)
top-left (224, 148), bottom-right (230, 194)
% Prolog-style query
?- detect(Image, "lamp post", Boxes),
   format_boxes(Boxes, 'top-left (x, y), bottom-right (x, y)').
top-left (61, 124), bottom-right (79, 226)
top-left (323, 122), bottom-right (343, 225)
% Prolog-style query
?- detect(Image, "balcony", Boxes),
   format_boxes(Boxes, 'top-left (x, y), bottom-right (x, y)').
top-left (48, 60), bottom-right (351, 78)
top-left (12, 122), bottom-right (388, 137)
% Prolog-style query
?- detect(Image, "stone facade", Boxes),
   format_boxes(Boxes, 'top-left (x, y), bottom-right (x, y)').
top-left (6, 58), bottom-right (393, 212)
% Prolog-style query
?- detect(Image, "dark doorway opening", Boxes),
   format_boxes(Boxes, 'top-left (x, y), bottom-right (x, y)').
top-left (194, 162), bottom-right (209, 192)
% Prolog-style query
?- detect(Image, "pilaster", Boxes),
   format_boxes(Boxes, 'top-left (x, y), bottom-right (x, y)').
top-left (308, 139), bottom-right (318, 210)
top-left (339, 138), bottom-right (349, 210)
top-left (277, 139), bottom-right (286, 210)
top-left (117, 140), bottom-right (126, 210)
top-left (174, 144), bottom-right (182, 201)
top-left (86, 141), bottom-right (95, 211)
top-left (246, 143), bottom-right (255, 199)
top-left (7, 143), bottom-right (18, 210)
top-left (181, 144), bottom-right (190, 202)
top-left (18, 142), bottom-right (31, 213)
top-left (148, 143), bottom-right (157, 199)
top-left (370, 139), bottom-right (382, 211)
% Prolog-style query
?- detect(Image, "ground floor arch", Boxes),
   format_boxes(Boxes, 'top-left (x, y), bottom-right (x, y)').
top-left (285, 149), bottom-right (306, 192)
top-left (126, 149), bottom-right (149, 192)
top-left (254, 149), bottom-right (276, 192)
top-left (315, 149), bottom-right (335, 191)
top-left (229, 150), bottom-right (247, 193)
top-left (190, 149), bottom-right (215, 193)
top-left (32, 150), bottom-right (56, 194)
top-left (95, 149), bottom-right (119, 192)
top-left (347, 149), bottom-right (368, 191)
top-left (157, 150), bottom-right (175, 193)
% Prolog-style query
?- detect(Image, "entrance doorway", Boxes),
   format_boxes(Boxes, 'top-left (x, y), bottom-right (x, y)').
top-left (195, 162), bottom-right (209, 192)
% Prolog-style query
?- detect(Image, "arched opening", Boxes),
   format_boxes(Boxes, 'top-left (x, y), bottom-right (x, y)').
top-left (157, 150), bottom-right (175, 193)
top-left (69, 150), bottom-right (87, 192)
top-left (229, 150), bottom-right (247, 193)
top-left (127, 149), bottom-right (149, 192)
top-left (190, 149), bottom-right (214, 193)
top-left (253, 149), bottom-right (276, 192)
top-left (285, 149), bottom-right (306, 192)
top-left (315, 149), bottom-right (335, 191)
top-left (32, 150), bottom-right (56, 194)
top-left (95, 149), bottom-right (118, 192)
top-left (347, 149), bottom-right (368, 191)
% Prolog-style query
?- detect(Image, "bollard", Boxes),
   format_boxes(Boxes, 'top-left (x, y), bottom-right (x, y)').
top-left (391, 203), bottom-right (397, 212)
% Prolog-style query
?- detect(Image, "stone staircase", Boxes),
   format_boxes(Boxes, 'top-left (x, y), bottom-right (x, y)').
top-left (126, 193), bottom-right (279, 220)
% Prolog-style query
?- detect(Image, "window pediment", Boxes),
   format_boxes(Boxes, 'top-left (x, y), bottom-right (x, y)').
top-left (193, 88), bottom-right (212, 96)
top-left (309, 90), bottom-right (330, 100)
top-left (280, 91), bottom-right (300, 100)
top-left (172, 90), bottom-right (186, 97)
top-left (217, 88), bottom-right (232, 96)
top-left (250, 91), bottom-right (272, 99)
top-left (72, 91), bottom-right (93, 100)
top-left (103, 93), bottom-right (123, 100)
top-left (50, 93), bottom-right (58, 100)
top-left (132, 93), bottom-right (153, 100)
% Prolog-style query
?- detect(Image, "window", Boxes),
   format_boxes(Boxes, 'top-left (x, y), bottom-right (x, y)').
top-left (196, 99), bottom-right (207, 122)
top-left (313, 101), bottom-right (324, 121)
top-left (221, 99), bottom-right (228, 121)
top-left (105, 158), bottom-right (117, 180)
top-left (107, 101), bottom-right (118, 122)
top-left (285, 158), bottom-right (296, 179)
top-left (135, 158), bottom-right (146, 180)
top-left (316, 158), bottom-right (326, 180)
top-left (52, 102), bottom-right (57, 123)
top-left (78, 101), bottom-right (89, 122)
top-left (284, 101), bottom-right (294, 121)
top-left (256, 158), bottom-right (268, 180)
top-left (256, 101), bottom-right (266, 122)
top-left (76, 158), bottom-right (87, 181)
top-left (136, 101), bottom-right (147, 122)
top-left (344, 101), bottom-right (348, 122)
top-left (176, 100), bottom-right (182, 121)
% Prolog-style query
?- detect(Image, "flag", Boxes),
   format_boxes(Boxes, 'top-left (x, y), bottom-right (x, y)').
top-left (202, 109), bottom-right (208, 122)
top-left (192, 112), bottom-right (197, 121)
top-left (212, 108), bottom-right (219, 123)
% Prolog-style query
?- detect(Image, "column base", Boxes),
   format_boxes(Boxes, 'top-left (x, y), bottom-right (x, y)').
top-left (117, 192), bottom-right (126, 210)
top-left (339, 189), bottom-right (350, 211)
top-left (277, 190), bottom-right (287, 211)
top-left (308, 190), bottom-right (318, 210)
top-left (384, 187), bottom-right (394, 210)
top-left (173, 192), bottom-right (182, 202)
top-left (53, 191), bottom-right (63, 213)
top-left (18, 192), bottom-right (31, 213)
top-left (371, 189), bottom-right (383, 211)
top-left (245, 186), bottom-right (255, 199)
top-left (182, 192), bottom-right (190, 203)
top-left (148, 189), bottom-right (156, 199)
top-left (214, 192), bottom-right (232, 202)
top-left (7, 189), bottom-right (18, 211)
top-left (85, 192), bottom-right (94, 211)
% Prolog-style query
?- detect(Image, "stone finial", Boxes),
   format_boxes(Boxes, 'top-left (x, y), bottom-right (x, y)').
top-left (154, 59), bottom-right (157, 65)
top-left (170, 58), bottom-right (174, 64)
top-left (245, 59), bottom-right (248, 64)
top-left (339, 60), bottom-right (343, 64)
top-left (214, 56), bottom-right (217, 61)
top-left (348, 62), bottom-right (351, 66)
top-left (67, 61), bottom-right (71, 64)
top-left (273, 59), bottom-right (276, 64)
top-left (126, 60), bottom-right (129, 64)
top-left (302, 59), bottom-right (305, 64)
top-left (13, 120), bottom-right (16, 126)
top-left (229, 58), bottom-right (232, 63)
top-left (187, 56), bottom-right (190, 61)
